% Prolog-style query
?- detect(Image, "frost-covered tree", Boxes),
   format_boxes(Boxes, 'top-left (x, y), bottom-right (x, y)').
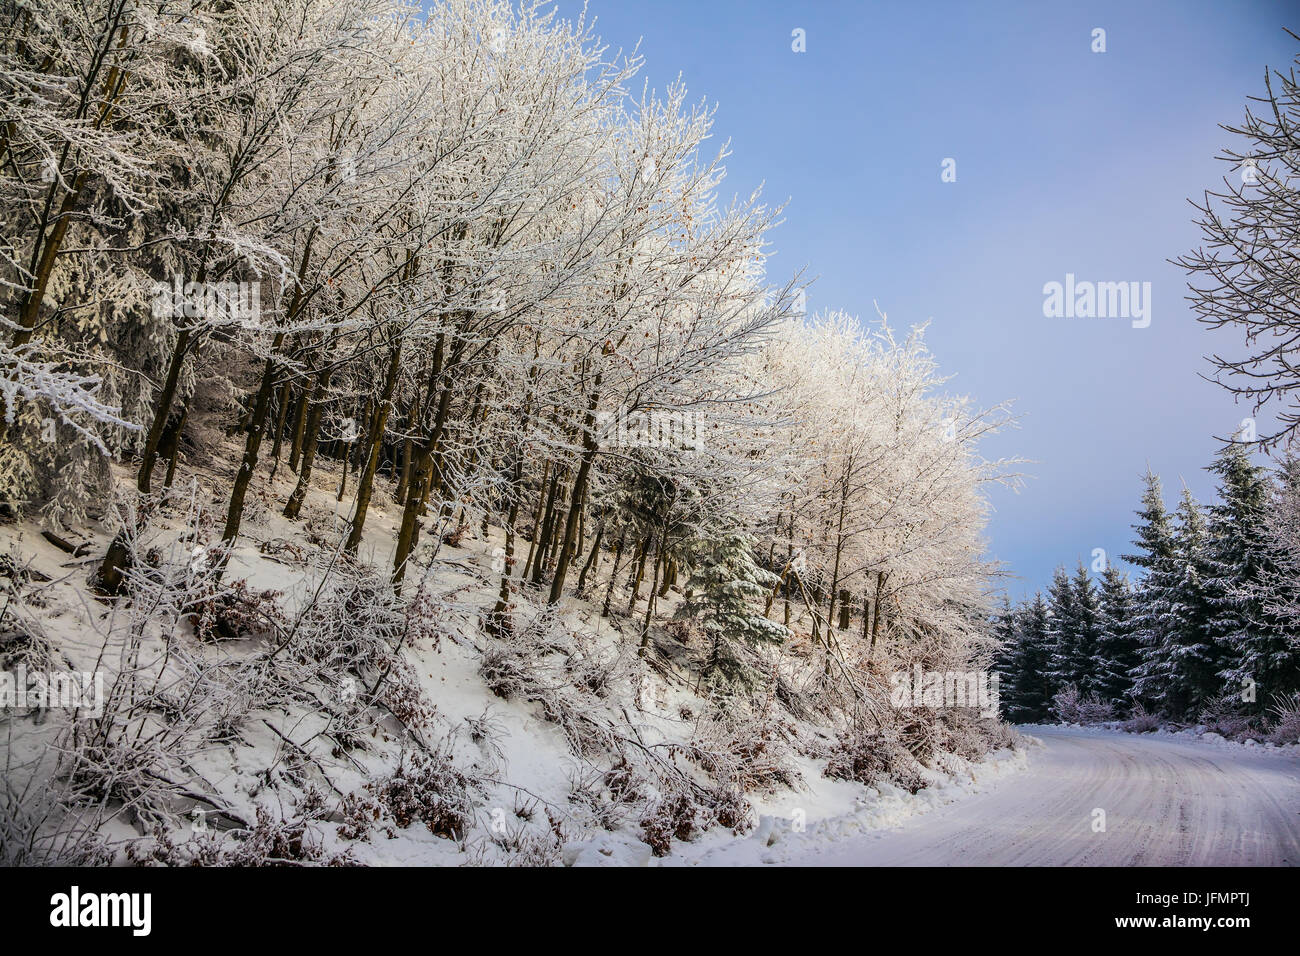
top-left (1045, 566), bottom-right (1081, 692)
top-left (1207, 443), bottom-right (1290, 711)
top-left (1123, 471), bottom-right (1176, 711)
top-left (0, 0), bottom-right (1020, 735)
top-left (1251, 455), bottom-right (1300, 704)
top-left (1000, 593), bottom-right (1054, 723)
top-left (676, 531), bottom-right (788, 694)
top-left (1132, 486), bottom-right (1219, 718)
top-left (1176, 35), bottom-right (1300, 449)
top-left (0, 0), bottom-right (190, 520)
top-left (1093, 565), bottom-right (1141, 711)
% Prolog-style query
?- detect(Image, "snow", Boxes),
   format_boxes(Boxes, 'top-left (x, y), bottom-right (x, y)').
top-left (1, 452), bottom-right (1033, 866)
top-left (666, 745), bottom-right (1029, 866)
top-left (1020, 721), bottom-right (1300, 754)
top-left (766, 726), bottom-right (1300, 866)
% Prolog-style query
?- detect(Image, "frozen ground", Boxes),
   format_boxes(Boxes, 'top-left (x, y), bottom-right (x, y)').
top-left (721, 726), bottom-right (1300, 866)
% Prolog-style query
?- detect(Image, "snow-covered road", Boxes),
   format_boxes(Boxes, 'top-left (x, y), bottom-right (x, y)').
top-left (786, 728), bottom-right (1300, 866)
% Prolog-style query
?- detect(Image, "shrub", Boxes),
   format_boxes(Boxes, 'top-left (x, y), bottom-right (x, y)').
top-left (639, 791), bottom-right (700, 856)
top-left (940, 709), bottom-right (1016, 760)
top-left (1199, 694), bottom-right (1257, 740)
top-left (1051, 685), bottom-right (1114, 725)
top-left (823, 727), bottom-right (927, 794)
top-left (1269, 693), bottom-right (1300, 745)
top-left (368, 749), bottom-right (474, 840)
top-left (192, 579), bottom-right (286, 643)
top-left (128, 800), bottom-right (356, 867)
top-left (1120, 702), bottom-right (1161, 734)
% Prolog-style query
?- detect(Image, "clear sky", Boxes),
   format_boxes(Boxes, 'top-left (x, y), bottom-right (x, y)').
top-left (551, 0), bottom-right (1299, 598)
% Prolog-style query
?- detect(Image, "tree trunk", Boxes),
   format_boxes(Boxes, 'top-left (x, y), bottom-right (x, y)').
top-left (547, 456), bottom-right (592, 601)
top-left (394, 393), bottom-right (418, 503)
top-left (530, 466), bottom-right (563, 587)
top-left (392, 373), bottom-right (455, 585)
top-left (137, 324), bottom-right (193, 493)
top-left (602, 531), bottom-right (626, 618)
top-left (161, 406), bottom-right (187, 489)
top-left (287, 376), bottom-right (311, 474)
top-left (345, 341), bottom-right (402, 552)
top-left (547, 373), bottom-right (601, 601)
top-left (638, 543), bottom-right (663, 655)
top-left (284, 368), bottom-right (331, 519)
top-left (218, 337), bottom-right (284, 566)
top-left (628, 532), bottom-right (652, 612)
top-left (869, 571), bottom-right (887, 657)
top-left (658, 555), bottom-right (675, 599)
top-left (393, 442), bottom-right (432, 591)
top-left (267, 381), bottom-right (292, 478)
top-left (576, 517), bottom-right (604, 594)
top-left (521, 460), bottom-right (549, 579)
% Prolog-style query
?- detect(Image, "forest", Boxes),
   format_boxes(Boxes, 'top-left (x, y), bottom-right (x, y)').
top-left (995, 443), bottom-right (1300, 737)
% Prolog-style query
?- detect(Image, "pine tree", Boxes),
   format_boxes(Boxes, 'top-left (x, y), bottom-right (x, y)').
top-left (1093, 565), bottom-right (1140, 710)
top-left (991, 596), bottom-right (1020, 716)
top-left (676, 531), bottom-right (788, 693)
top-left (1004, 593), bottom-right (1054, 722)
top-left (1124, 470), bottom-right (1181, 714)
top-left (1138, 487), bottom-right (1219, 718)
top-left (1208, 443), bottom-right (1291, 712)
top-left (1045, 565), bottom-right (1082, 691)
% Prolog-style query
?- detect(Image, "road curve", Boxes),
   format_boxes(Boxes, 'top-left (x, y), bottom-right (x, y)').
top-left (788, 727), bottom-right (1300, 866)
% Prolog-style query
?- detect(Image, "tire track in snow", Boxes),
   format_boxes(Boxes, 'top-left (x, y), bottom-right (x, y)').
top-left (785, 727), bottom-right (1300, 866)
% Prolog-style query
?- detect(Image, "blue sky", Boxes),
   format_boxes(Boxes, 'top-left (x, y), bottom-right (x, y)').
top-left (553, 0), bottom-right (1298, 598)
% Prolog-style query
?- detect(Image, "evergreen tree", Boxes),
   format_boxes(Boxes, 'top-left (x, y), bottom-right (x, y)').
top-left (1045, 565), bottom-right (1082, 691)
top-left (1252, 456), bottom-right (1300, 705)
top-left (1138, 488), bottom-right (1219, 718)
top-left (1093, 565), bottom-right (1140, 710)
top-left (1070, 562), bottom-right (1104, 698)
top-left (1208, 443), bottom-right (1291, 711)
top-left (1004, 593), bottom-right (1054, 722)
top-left (991, 597), bottom-right (1021, 718)
top-left (1124, 470), bottom-right (1181, 713)
top-left (676, 531), bottom-right (788, 693)
top-left (1262, 454), bottom-right (1300, 619)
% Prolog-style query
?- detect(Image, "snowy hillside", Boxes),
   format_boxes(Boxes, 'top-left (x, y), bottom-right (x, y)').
top-left (2, 450), bottom-right (1024, 866)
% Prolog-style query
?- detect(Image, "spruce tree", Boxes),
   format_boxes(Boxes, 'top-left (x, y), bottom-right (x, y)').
top-left (1208, 443), bottom-right (1291, 712)
top-left (1261, 455), bottom-right (1300, 638)
top-left (1005, 593), bottom-right (1054, 722)
top-left (1070, 562), bottom-right (1104, 698)
top-left (1124, 470), bottom-right (1180, 713)
top-left (991, 597), bottom-right (1021, 718)
top-left (1254, 456), bottom-right (1300, 704)
top-left (1138, 488), bottom-right (1219, 718)
top-left (676, 531), bottom-right (788, 694)
top-left (1045, 565), bottom-right (1082, 691)
top-left (1093, 565), bottom-right (1140, 711)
